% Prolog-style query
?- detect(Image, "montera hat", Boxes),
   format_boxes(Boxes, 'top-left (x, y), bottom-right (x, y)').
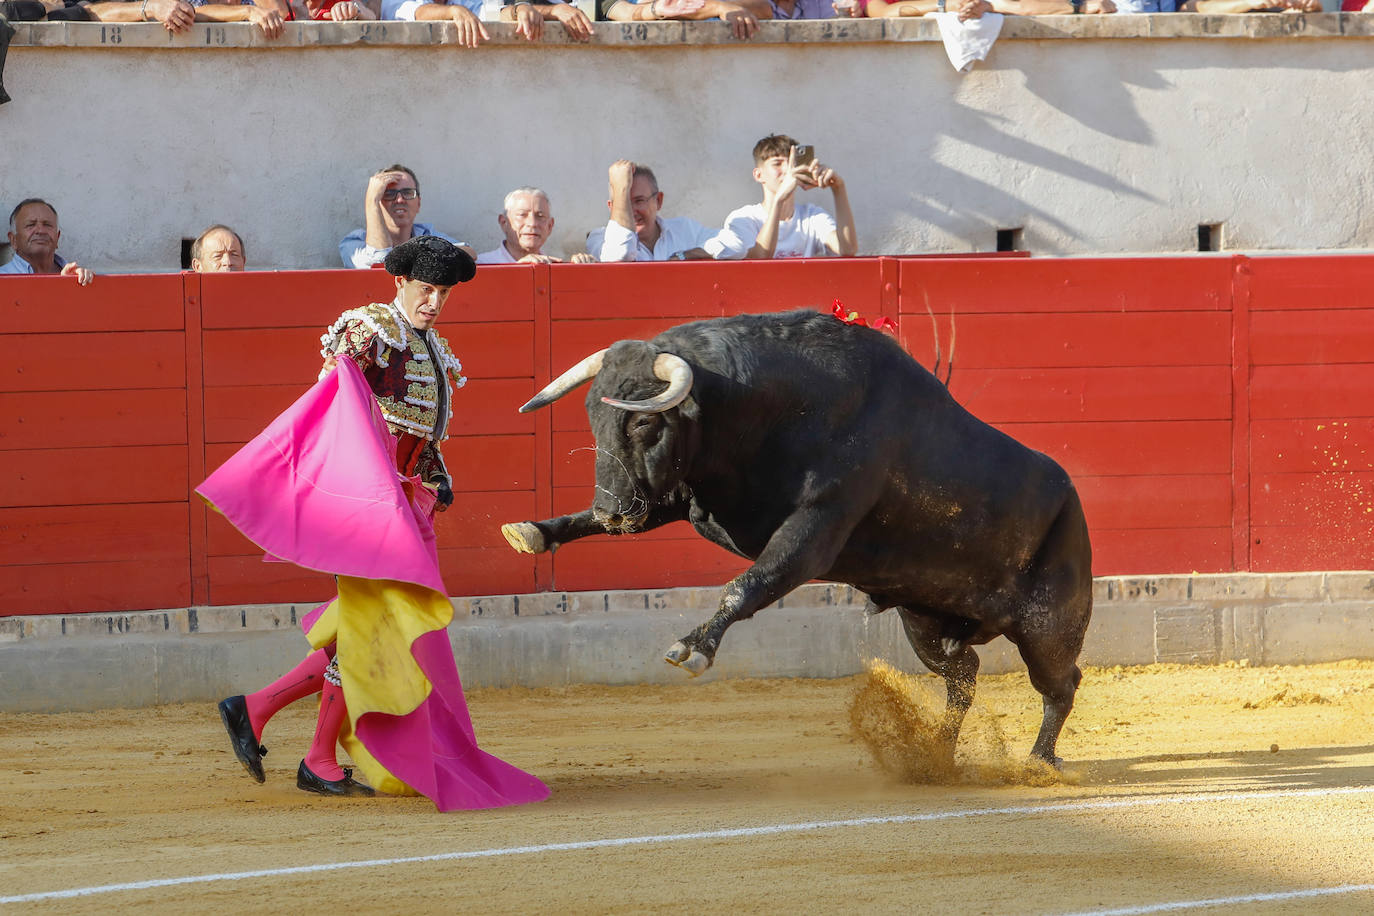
top-left (384, 235), bottom-right (477, 286)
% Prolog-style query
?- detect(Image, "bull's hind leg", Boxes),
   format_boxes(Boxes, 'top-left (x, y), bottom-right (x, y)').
top-left (1012, 594), bottom-right (1089, 765)
top-left (1013, 492), bottom-right (1093, 766)
top-left (896, 608), bottom-right (980, 765)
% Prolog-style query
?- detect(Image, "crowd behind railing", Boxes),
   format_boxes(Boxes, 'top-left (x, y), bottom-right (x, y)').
top-left (0, 134), bottom-right (858, 284)
top-left (1, 0), bottom-right (1363, 33)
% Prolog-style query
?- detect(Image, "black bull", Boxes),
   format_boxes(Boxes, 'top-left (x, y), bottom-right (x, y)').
top-left (501, 309), bottom-right (1092, 764)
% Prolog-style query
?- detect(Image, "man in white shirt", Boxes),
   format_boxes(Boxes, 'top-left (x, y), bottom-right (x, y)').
top-left (713, 133), bottom-right (858, 260)
top-left (0, 198), bottom-right (94, 285)
top-left (339, 164), bottom-right (474, 269)
top-left (586, 160), bottom-right (725, 262)
top-left (477, 187), bottom-right (594, 265)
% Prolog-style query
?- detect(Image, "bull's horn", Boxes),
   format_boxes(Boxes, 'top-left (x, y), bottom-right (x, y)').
top-left (601, 353), bottom-right (693, 414)
top-left (519, 349), bottom-right (607, 413)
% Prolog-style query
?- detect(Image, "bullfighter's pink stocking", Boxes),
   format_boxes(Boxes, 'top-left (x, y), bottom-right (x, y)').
top-left (245, 648), bottom-right (330, 740)
top-left (303, 677), bottom-right (349, 782)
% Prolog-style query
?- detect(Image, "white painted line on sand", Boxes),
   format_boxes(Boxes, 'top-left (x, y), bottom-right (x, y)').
top-left (1056, 883), bottom-right (1374, 915)
top-left (3, 785), bottom-right (1371, 906)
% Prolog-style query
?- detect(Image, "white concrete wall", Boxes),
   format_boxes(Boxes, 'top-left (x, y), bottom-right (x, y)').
top-left (2, 16), bottom-right (1373, 271)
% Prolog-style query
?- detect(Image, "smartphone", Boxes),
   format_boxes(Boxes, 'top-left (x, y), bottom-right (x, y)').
top-left (794, 145), bottom-right (816, 168)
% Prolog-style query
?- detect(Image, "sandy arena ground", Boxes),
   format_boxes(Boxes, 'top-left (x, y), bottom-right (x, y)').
top-left (3, 660), bottom-right (1374, 914)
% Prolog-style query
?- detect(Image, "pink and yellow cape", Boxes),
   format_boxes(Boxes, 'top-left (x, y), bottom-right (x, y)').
top-left (197, 359), bottom-right (549, 811)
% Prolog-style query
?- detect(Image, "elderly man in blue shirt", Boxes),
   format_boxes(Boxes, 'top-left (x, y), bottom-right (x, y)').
top-left (0, 198), bottom-right (94, 286)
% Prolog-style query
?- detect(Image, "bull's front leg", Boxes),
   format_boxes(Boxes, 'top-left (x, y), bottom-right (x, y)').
top-left (664, 505), bottom-right (858, 677)
top-left (501, 510), bottom-right (603, 555)
top-left (502, 502), bottom-right (689, 555)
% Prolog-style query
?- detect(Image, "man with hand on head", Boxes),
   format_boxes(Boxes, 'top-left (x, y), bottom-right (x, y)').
top-left (340, 164), bottom-right (474, 269)
top-left (587, 160), bottom-right (724, 262)
top-left (477, 187), bottom-right (594, 265)
top-left (1, 198), bottom-right (94, 285)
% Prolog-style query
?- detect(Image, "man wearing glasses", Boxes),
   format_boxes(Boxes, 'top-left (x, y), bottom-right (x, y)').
top-left (339, 164), bottom-right (475, 269)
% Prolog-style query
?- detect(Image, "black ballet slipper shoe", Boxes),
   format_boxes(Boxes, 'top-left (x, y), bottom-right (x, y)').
top-left (296, 760), bottom-right (376, 797)
top-left (218, 695), bottom-right (266, 784)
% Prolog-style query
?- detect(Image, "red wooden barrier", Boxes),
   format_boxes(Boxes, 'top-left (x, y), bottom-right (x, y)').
top-left (3, 254), bottom-right (1374, 616)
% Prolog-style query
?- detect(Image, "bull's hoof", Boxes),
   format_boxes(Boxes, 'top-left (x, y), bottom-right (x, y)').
top-left (664, 641), bottom-right (712, 677)
top-left (501, 522), bottom-right (545, 555)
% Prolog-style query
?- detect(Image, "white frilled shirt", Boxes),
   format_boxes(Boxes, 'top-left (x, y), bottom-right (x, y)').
top-left (585, 216), bottom-right (728, 262)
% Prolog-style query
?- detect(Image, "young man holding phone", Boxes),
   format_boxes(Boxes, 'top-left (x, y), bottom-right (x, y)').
top-left (713, 133), bottom-right (858, 260)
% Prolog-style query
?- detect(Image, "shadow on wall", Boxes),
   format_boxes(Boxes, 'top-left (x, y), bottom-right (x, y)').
top-left (899, 95), bottom-right (1162, 248)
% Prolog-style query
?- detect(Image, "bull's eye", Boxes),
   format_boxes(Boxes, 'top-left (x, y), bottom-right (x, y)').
top-left (629, 414), bottom-right (658, 436)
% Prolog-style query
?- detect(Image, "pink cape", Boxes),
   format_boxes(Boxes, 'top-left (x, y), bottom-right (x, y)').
top-left (197, 358), bottom-right (549, 811)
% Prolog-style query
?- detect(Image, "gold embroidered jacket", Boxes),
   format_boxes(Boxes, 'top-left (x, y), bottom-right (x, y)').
top-left (319, 300), bottom-right (466, 485)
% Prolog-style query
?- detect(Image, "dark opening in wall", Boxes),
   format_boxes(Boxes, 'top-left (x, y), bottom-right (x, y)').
top-left (996, 227), bottom-right (1023, 252)
top-left (1198, 223), bottom-right (1223, 252)
top-left (180, 238), bottom-right (194, 270)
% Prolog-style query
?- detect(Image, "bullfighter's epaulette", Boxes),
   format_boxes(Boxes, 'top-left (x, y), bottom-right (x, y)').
top-left (319, 301), bottom-right (409, 363)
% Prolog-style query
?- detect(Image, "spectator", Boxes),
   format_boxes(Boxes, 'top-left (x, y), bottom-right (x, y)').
top-left (303, 0), bottom-right (376, 17)
top-left (85, 0), bottom-right (195, 30)
top-left (766, 0), bottom-right (835, 17)
top-left (340, 165), bottom-right (474, 269)
top-left (478, 187), bottom-right (594, 265)
top-left (1, 1), bottom-right (92, 21)
top-left (182, 0), bottom-right (288, 35)
top-left (190, 225), bottom-right (247, 272)
top-left (849, 0), bottom-right (1113, 15)
top-left (85, 0), bottom-right (289, 35)
top-left (604, 0), bottom-right (767, 41)
top-left (1176, 0), bottom-right (1317, 9)
top-left (713, 134), bottom-right (857, 260)
top-left (0, 198), bottom-right (94, 285)
top-left (586, 160), bottom-right (724, 262)
top-left (500, 0), bottom-right (592, 40)
top-left (380, 0), bottom-right (486, 48)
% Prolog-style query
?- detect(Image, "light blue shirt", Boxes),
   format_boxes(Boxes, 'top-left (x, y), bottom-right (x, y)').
top-left (0, 252), bottom-right (67, 275)
top-left (383, 0), bottom-right (482, 18)
top-left (339, 223), bottom-right (469, 269)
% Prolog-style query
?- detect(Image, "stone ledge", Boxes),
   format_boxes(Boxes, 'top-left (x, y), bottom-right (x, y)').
top-left (4, 572), bottom-right (1368, 644)
top-left (8, 14), bottom-right (1373, 50)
